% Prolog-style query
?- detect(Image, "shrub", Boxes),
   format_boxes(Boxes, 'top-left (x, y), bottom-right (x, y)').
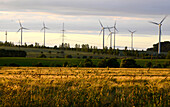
top-left (98, 59), bottom-right (107, 67)
top-left (82, 56), bottom-right (87, 59)
top-left (38, 54), bottom-right (46, 58)
top-left (153, 64), bottom-right (162, 68)
top-left (166, 51), bottom-right (170, 59)
top-left (145, 62), bottom-right (152, 68)
top-left (120, 59), bottom-right (140, 68)
top-left (83, 58), bottom-right (93, 67)
top-left (63, 61), bottom-right (69, 67)
top-left (107, 58), bottom-right (119, 68)
top-left (34, 62), bottom-right (44, 67)
top-left (65, 55), bottom-right (72, 58)
top-left (9, 63), bottom-right (20, 67)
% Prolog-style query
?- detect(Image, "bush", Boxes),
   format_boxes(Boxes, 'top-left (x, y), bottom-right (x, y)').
top-left (120, 59), bottom-right (140, 68)
top-left (83, 58), bottom-right (93, 67)
top-left (166, 51), bottom-right (170, 59)
top-left (82, 56), bottom-right (87, 59)
top-left (63, 61), bottom-right (69, 67)
top-left (153, 64), bottom-right (162, 68)
top-left (145, 62), bottom-right (152, 68)
top-left (38, 54), bottom-right (46, 58)
top-left (98, 59), bottom-right (107, 67)
top-left (106, 58), bottom-right (120, 68)
top-left (9, 63), bottom-right (20, 67)
top-left (34, 62), bottom-right (44, 67)
top-left (65, 55), bottom-right (72, 58)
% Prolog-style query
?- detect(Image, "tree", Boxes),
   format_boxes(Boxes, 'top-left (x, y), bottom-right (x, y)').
top-left (83, 58), bottom-right (93, 67)
top-left (97, 59), bottom-right (107, 67)
top-left (120, 59), bottom-right (140, 68)
top-left (107, 58), bottom-right (119, 68)
top-left (166, 51), bottom-right (170, 59)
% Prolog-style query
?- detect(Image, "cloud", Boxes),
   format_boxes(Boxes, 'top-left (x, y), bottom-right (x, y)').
top-left (0, 0), bottom-right (170, 16)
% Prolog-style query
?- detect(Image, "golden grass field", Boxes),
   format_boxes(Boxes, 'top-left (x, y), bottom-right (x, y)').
top-left (0, 67), bottom-right (169, 106)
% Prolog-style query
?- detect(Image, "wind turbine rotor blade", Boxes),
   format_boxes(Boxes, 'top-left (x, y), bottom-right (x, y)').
top-left (114, 21), bottom-right (116, 27)
top-left (128, 30), bottom-right (132, 33)
top-left (108, 27), bottom-right (111, 32)
top-left (149, 21), bottom-right (159, 25)
top-left (43, 22), bottom-right (45, 27)
top-left (99, 20), bottom-right (104, 27)
top-left (133, 30), bottom-right (136, 33)
top-left (45, 27), bottom-right (50, 30)
top-left (17, 29), bottom-right (21, 32)
top-left (108, 27), bottom-right (113, 29)
top-left (18, 20), bottom-right (22, 27)
top-left (115, 27), bottom-right (118, 32)
top-left (160, 15), bottom-right (168, 24)
top-left (23, 28), bottom-right (29, 30)
top-left (41, 28), bottom-right (44, 31)
top-left (99, 29), bottom-right (103, 36)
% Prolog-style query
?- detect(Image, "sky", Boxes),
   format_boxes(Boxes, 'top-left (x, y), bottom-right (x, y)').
top-left (0, 0), bottom-right (170, 50)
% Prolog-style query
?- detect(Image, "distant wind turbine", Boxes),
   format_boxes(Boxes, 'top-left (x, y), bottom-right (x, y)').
top-left (149, 15), bottom-right (167, 54)
top-left (99, 20), bottom-right (113, 49)
top-left (17, 20), bottom-right (29, 46)
top-left (61, 23), bottom-right (65, 48)
top-left (5, 31), bottom-right (7, 42)
top-left (41, 22), bottom-right (49, 47)
top-left (128, 30), bottom-right (136, 50)
top-left (108, 21), bottom-right (118, 49)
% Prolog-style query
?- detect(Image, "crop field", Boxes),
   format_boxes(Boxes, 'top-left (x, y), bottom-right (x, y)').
top-left (0, 67), bottom-right (169, 106)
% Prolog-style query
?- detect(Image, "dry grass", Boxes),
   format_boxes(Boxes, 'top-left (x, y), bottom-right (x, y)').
top-left (0, 67), bottom-right (169, 106)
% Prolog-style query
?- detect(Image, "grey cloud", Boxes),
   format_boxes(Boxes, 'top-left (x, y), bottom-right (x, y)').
top-left (1, 0), bottom-right (170, 16)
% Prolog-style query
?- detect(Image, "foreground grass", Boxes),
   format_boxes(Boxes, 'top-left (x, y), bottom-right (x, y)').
top-left (0, 67), bottom-right (169, 106)
top-left (0, 57), bottom-right (169, 67)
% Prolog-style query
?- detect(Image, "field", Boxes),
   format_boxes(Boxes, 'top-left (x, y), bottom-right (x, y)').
top-left (0, 57), bottom-right (169, 68)
top-left (0, 67), bottom-right (169, 106)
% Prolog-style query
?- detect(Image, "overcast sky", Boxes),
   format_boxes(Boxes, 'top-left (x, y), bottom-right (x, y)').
top-left (0, 0), bottom-right (170, 49)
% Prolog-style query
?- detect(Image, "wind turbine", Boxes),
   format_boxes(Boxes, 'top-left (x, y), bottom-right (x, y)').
top-left (5, 31), bottom-right (7, 42)
top-left (128, 30), bottom-right (136, 50)
top-left (149, 15), bottom-right (167, 54)
top-left (41, 22), bottom-right (49, 47)
top-left (61, 23), bottom-right (65, 48)
top-left (17, 20), bottom-right (29, 46)
top-left (99, 20), bottom-right (113, 49)
top-left (108, 21), bottom-right (118, 49)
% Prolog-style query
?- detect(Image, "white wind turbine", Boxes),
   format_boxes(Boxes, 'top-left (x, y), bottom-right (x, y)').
top-left (41, 22), bottom-right (49, 47)
top-left (99, 20), bottom-right (113, 49)
top-left (149, 16), bottom-right (167, 54)
top-left (108, 21), bottom-right (118, 49)
top-left (61, 23), bottom-right (66, 48)
top-left (17, 20), bottom-right (29, 46)
top-left (128, 30), bottom-right (136, 50)
top-left (5, 31), bottom-right (7, 42)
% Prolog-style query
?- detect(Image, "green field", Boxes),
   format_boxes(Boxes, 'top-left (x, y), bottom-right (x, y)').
top-left (0, 46), bottom-right (117, 58)
top-left (0, 67), bottom-right (169, 106)
top-left (0, 57), bottom-right (169, 67)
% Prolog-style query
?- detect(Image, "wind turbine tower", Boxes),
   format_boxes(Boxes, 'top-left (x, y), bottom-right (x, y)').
top-left (108, 21), bottom-right (118, 49)
top-left (99, 20), bottom-right (113, 49)
top-left (5, 31), bottom-right (7, 42)
top-left (128, 30), bottom-right (136, 50)
top-left (17, 20), bottom-right (29, 46)
top-left (149, 16), bottom-right (167, 54)
top-left (62, 23), bottom-right (65, 48)
top-left (41, 22), bottom-right (49, 47)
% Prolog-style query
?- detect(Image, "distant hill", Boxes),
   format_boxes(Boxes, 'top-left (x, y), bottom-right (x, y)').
top-left (147, 41), bottom-right (170, 52)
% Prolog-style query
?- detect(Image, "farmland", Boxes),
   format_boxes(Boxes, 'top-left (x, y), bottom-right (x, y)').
top-left (0, 57), bottom-right (169, 68)
top-left (0, 67), bottom-right (169, 106)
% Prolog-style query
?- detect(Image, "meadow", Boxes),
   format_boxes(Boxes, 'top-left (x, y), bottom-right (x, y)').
top-left (0, 67), bottom-right (169, 106)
